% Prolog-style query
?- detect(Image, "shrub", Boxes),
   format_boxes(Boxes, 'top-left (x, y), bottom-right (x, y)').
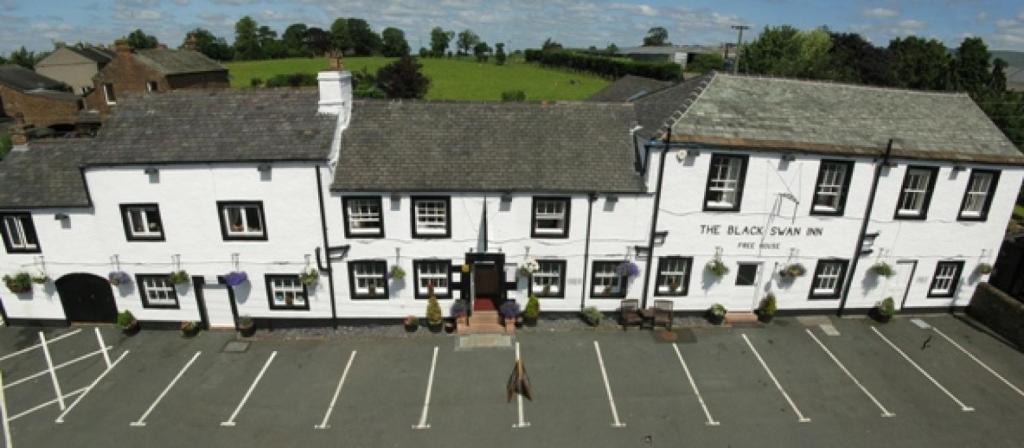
top-left (31, 273), bottom-right (49, 284)
top-left (238, 315), bottom-right (254, 328)
top-left (426, 295), bottom-right (443, 325)
top-left (3, 273), bottom-right (32, 293)
top-left (758, 294), bottom-right (778, 317)
top-left (501, 90), bottom-right (526, 102)
top-left (523, 294), bottom-right (540, 320)
top-left (709, 303), bottom-right (727, 318)
top-left (870, 262), bottom-right (895, 277)
top-left (582, 306), bottom-right (602, 326)
top-left (524, 49), bottom-right (682, 81)
top-left (180, 321), bottom-right (200, 332)
top-left (264, 72), bottom-right (317, 88)
top-left (404, 315), bottom-right (419, 328)
top-left (299, 268), bottom-right (319, 287)
top-left (977, 263), bottom-right (993, 275)
top-left (877, 297), bottom-right (895, 317)
top-left (250, 77), bottom-right (263, 87)
top-left (686, 53), bottom-right (726, 74)
top-left (168, 270), bottom-right (190, 285)
top-left (116, 310), bottom-right (136, 329)
top-left (706, 258), bottom-right (729, 277)
top-left (376, 55), bottom-right (430, 99)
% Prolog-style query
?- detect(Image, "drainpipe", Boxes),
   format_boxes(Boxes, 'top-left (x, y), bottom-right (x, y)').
top-left (838, 139), bottom-right (893, 317)
top-left (315, 167), bottom-right (338, 328)
top-left (640, 129), bottom-right (671, 310)
top-left (580, 192), bottom-right (596, 311)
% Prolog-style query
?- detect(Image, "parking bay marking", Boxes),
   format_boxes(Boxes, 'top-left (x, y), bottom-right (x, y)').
top-left (315, 350), bottom-right (358, 430)
top-left (513, 342), bottom-right (530, 429)
top-left (130, 351), bottom-right (202, 427)
top-left (221, 351), bottom-right (278, 427)
top-left (805, 329), bottom-right (894, 418)
top-left (928, 325), bottom-right (1024, 399)
top-left (671, 343), bottom-right (719, 426)
top-left (0, 328), bottom-right (81, 364)
top-left (741, 334), bottom-right (811, 423)
top-left (870, 327), bottom-right (974, 412)
top-left (592, 341), bottom-right (626, 428)
top-left (55, 350), bottom-right (130, 423)
top-left (412, 346), bottom-right (439, 430)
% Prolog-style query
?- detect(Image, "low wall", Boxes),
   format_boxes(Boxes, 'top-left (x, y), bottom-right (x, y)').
top-left (967, 282), bottom-right (1024, 349)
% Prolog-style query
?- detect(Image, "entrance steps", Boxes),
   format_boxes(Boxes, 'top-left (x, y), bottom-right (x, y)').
top-left (725, 312), bottom-right (759, 325)
top-left (458, 310), bottom-right (507, 335)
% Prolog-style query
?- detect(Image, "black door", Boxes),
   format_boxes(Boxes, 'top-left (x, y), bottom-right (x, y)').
top-left (56, 273), bottom-right (118, 323)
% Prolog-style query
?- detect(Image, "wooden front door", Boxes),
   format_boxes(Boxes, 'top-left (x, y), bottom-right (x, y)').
top-left (474, 263), bottom-right (500, 311)
top-left (56, 273), bottom-right (118, 323)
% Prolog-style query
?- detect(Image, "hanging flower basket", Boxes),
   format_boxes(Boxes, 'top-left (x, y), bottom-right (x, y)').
top-left (108, 271), bottom-right (131, 286)
top-left (388, 265), bottom-right (406, 281)
top-left (168, 270), bottom-right (190, 285)
top-left (976, 263), bottom-right (993, 275)
top-left (779, 263), bottom-right (806, 278)
top-left (461, 263), bottom-right (471, 273)
top-left (31, 273), bottom-right (50, 284)
top-left (616, 261), bottom-right (640, 278)
top-left (870, 262), bottom-right (895, 278)
top-left (225, 271), bottom-right (248, 287)
top-left (3, 273), bottom-right (32, 294)
top-left (519, 259), bottom-right (539, 277)
top-left (706, 258), bottom-right (729, 278)
top-left (299, 268), bottom-right (319, 287)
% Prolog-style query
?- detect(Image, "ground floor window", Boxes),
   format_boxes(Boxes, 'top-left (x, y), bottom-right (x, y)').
top-left (591, 261), bottom-right (627, 298)
top-left (136, 274), bottom-right (179, 309)
top-left (265, 275), bottom-right (309, 310)
top-left (928, 261), bottom-right (964, 298)
top-left (655, 257), bottom-right (692, 296)
top-left (735, 263), bottom-right (760, 286)
top-left (348, 260), bottom-right (388, 299)
top-left (414, 260), bottom-right (451, 298)
top-left (810, 259), bottom-right (849, 299)
top-left (530, 259), bottom-right (566, 298)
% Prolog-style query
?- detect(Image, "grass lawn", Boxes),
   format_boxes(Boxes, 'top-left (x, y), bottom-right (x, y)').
top-left (1015, 205), bottom-right (1024, 219)
top-left (225, 56), bottom-right (610, 101)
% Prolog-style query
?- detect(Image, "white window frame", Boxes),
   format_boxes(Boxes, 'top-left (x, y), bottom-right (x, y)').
top-left (591, 261), bottom-right (624, 297)
top-left (122, 204), bottom-right (163, 239)
top-left (267, 275), bottom-right (308, 309)
top-left (896, 167), bottom-right (934, 218)
top-left (813, 161), bottom-right (850, 214)
top-left (103, 83), bottom-right (116, 105)
top-left (531, 260), bottom-right (564, 297)
top-left (345, 198), bottom-right (383, 237)
top-left (351, 261), bottom-right (387, 298)
top-left (959, 170), bottom-right (997, 220)
top-left (811, 260), bottom-right (847, 298)
top-left (139, 275), bottom-right (179, 308)
top-left (412, 198), bottom-right (449, 237)
top-left (415, 260), bottom-right (450, 297)
top-left (656, 257), bottom-right (691, 295)
top-left (705, 155), bottom-right (746, 210)
top-left (928, 261), bottom-right (963, 298)
top-left (533, 198), bottom-right (569, 237)
top-left (219, 202), bottom-right (265, 239)
top-left (2, 214), bottom-right (38, 252)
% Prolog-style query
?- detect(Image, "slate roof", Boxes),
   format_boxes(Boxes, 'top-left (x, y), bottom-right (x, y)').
top-left (587, 75), bottom-right (673, 103)
top-left (87, 88), bottom-right (334, 165)
top-left (332, 100), bottom-right (645, 193)
top-left (64, 46), bottom-right (115, 64)
top-left (133, 49), bottom-right (226, 76)
top-left (631, 75), bottom-right (711, 140)
top-left (0, 139), bottom-right (92, 208)
top-left (0, 65), bottom-right (65, 92)
top-left (662, 72), bottom-right (1024, 164)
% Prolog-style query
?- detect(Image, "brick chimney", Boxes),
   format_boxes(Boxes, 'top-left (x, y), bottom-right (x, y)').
top-left (317, 50), bottom-right (352, 118)
top-left (10, 113), bottom-right (29, 152)
top-left (114, 39), bottom-right (132, 56)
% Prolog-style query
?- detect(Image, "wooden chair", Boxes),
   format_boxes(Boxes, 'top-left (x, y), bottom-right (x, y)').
top-left (652, 300), bottom-right (674, 330)
top-left (619, 299), bottom-right (643, 330)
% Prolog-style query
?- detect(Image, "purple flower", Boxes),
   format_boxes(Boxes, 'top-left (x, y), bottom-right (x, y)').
top-left (225, 271), bottom-right (248, 287)
top-left (617, 261), bottom-right (640, 277)
top-left (108, 271), bottom-right (131, 286)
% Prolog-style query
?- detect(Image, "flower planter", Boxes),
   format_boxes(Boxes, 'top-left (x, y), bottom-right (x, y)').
top-left (707, 313), bottom-right (725, 325)
top-left (444, 320), bottom-right (456, 334)
top-left (427, 322), bottom-right (443, 333)
top-left (404, 323), bottom-right (419, 332)
top-left (757, 312), bottom-right (774, 324)
top-left (181, 323), bottom-right (200, 338)
top-left (870, 308), bottom-right (892, 324)
top-left (522, 315), bottom-right (538, 327)
top-left (121, 321), bottom-right (141, 335)
top-left (238, 320), bottom-right (256, 337)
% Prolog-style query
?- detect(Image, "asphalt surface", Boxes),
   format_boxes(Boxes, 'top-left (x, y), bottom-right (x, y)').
top-left (1, 314), bottom-right (1023, 447)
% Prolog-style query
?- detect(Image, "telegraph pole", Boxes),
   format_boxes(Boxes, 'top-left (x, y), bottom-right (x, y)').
top-left (731, 24), bottom-right (750, 74)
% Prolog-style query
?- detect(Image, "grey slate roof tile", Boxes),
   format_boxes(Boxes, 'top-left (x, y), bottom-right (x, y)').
top-left (587, 75), bottom-right (673, 103)
top-left (331, 100), bottom-right (645, 193)
top-left (0, 139), bottom-right (92, 208)
top-left (0, 65), bottom-right (66, 92)
top-left (133, 49), bottom-right (226, 75)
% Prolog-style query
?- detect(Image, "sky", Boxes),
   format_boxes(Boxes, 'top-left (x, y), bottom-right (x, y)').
top-left (1, 0), bottom-right (1023, 54)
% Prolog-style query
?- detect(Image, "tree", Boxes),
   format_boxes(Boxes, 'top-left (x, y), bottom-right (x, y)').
top-left (826, 32), bottom-right (892, 86)
top-left (257, 26), bottom-right (285, 59)
top-left (606, 43), bottom-right (619, 55)
top-left (687, 53), bottom-right (725, 74)
top-left (887, 36), bottom-right (950, 91)
top-left (234, 16), bottom-right (262, 60)
top-left (182, 28), bottom-right (234, 61)
top-left (541, 38), bottom-right (563, 52)
top-left (429, 27), bottom-right (454, 57)
top-left (125, 29), bottom-right (158, 49)
top-left (473, 42), bottom-right (491, 62)
top-left (495, 42), bottom-right (507, 65)
top-left (7, 47), bottom-right (37, 69)
top-left (643, 27), bottom-right (670, 46)
top-left (456, 29), bottom-right (480, 56)
top-left (306, 27), bottom-right (332, 56)
top-left (282, 23), bottom-right (311, 57)
top-left (951, 37), bottom-right (991, 95)
top-left (992, 58), bottom-right (1008, 93)
top-left (330, 18), bottom-right (351, 53)
top-left (740, 26), bottom-right (832, 79)
top-left (375, 56), bottom-right (430, 99)
top-left (381, 27), bottom-right (410, 57)
top-left (346, 18), bottom-right (381, 56)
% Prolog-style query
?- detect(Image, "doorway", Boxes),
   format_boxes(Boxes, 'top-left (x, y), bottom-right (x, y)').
top-left (56, 273), bottom-right (118, 323)
top-left (735, 262), bottom-right (763, 312)
top-left (893, 260), bottom-right (917, 310)
top-left (202, 283), bottom-right (237, 328)
top-left (473, 262), bottom-right (500, 311)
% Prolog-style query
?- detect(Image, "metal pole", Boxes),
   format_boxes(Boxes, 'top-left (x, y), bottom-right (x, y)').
top-left (38, 332), bottom-right (65, 410)
top-left (731, 25), bottom-right (750, 74)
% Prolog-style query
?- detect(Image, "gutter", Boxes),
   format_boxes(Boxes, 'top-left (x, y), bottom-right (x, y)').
top-left (640, 129), bottom-right (671, 310)
top-left (315, 166), bottom-right (338, 328)
top-left (838, 139), bottom-right (893, 317)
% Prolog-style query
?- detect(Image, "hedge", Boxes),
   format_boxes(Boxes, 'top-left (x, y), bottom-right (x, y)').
top-left (524, 49), bottom-right (682, 81)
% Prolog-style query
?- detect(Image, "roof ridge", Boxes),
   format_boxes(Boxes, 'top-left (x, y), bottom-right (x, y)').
top-left (716, 72), bottom-right (970, 98)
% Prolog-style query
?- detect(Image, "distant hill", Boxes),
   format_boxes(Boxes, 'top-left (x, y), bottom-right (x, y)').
top-left (992, 50), bottom-right (1024, 66)
top-left (991, 50), bottom-right (1024, 91)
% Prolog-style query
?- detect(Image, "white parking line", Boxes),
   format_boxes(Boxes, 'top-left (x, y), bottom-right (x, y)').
top-left (0, 372), bottom-right (13, 448)
top-left (221, 351), bottom-right (278, 427)
top-left (930, 325), bottom-right (1024, 399)
top-left (805, 329), bottom-right (894, 418)
top-left (741, 334), bottom-right (811, 423)
top-left (131, 351), bottom-right (202, 427)
top-left (592, 341), bottom-right (626, 428)
top-left (0, 329), bottom-right (81, 363)
top-left (513, 342), bottom-right (530, 429)
top-left (38, 332), bottom-right (66, 411)
top-left (9, 387), bottom-right (87, 422)
top-left (5, 346), bottom-right (113, 390)
top-left (314, 350), bottom-right (358, 430)
top-left (412, 346), bottom-right (439, 430)
top-left (55, 350), bottom-right (130, 423)
top-left (870, 327), bottom-right (974, 412)
top-left (671, 343), bottom-right (719, 426)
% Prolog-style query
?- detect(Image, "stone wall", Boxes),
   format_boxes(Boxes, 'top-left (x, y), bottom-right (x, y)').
top-left (967, 282), bottom-right (1024, 349)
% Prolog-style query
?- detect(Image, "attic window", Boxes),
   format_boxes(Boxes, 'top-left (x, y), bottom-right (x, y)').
top-left (146, 81), bottom-right (158, 93)
top-left (103, 83), bottom-right (116, 105)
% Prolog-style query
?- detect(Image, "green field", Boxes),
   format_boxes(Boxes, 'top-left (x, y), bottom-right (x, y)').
top-left (225, 56), bottom-right (609, 101)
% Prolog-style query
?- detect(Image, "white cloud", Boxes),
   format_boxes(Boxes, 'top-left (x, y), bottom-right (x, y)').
top-left (610, 3), bottom-right (658, 17)
top-left (114, 9), bottom-right (163, 21)
top-left (862, 7), bottom-right (899, 19)
top-left (976, 11), bottom-right (987, 21)
top-left (898, 19), bottom-right (925, 30)
top-left (996, 19), bottom-right (1017, 28)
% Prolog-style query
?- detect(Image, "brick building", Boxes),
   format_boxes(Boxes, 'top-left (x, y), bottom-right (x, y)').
top-left (0, 65), bottom-right (82, 131)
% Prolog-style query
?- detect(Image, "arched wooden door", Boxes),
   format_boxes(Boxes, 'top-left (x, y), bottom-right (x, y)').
top-left (56, 273), bottom-right (118, 323)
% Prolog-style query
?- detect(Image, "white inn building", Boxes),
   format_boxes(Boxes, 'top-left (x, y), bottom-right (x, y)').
top-left (0, 65), bottom-right (1020, 328)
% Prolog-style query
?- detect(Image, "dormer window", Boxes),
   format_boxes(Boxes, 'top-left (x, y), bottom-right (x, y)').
top-left (103, 83), bottom-right (116, 105)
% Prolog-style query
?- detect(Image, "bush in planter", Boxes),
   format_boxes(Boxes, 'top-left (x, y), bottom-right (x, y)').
top-left (108, 271), bottom-right (131, 286)
top-left (117, 310), bottom-right (139, 334)
top-left (404, 315), bottom-right (419, 332)
top-left (523, 294), bottom-right (540, 326)
top-left (757, 294), bottom-right (778, 322)
top-left (180, 321), bottom-right (201, 337)
top-left (299, 268), bottom-right (319, 287)
top-left (874, 297), bottom-right (896, 323)
top-left (780, 263), bottom-right (806, 279)
top-left (500, 300), bottom-right (521, 325)
top-left (388, 265), bottom-right (406, 281)
top-left (976, 263), bottom-right (993, 275)
top-left (706, 258), bottom-right (729, 278)
top-left (168, 270), bottom-right (190, 285)
top-left (870, 262), bottom-right (895, 277)
top-left (225, 271), bottom-right (248, 287)
top-left (3, 273), bottom-right (32, 293)
top-left (237, 316), bottom-right (256, 337)
top-left (426, 295), bottom-right (444, 331)
top-left (707, 303), bottom-right (727, 324)
top-left (582, 306), bottom-right (603, 326)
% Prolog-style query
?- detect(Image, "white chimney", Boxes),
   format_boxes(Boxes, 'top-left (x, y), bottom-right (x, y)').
top-left (317, 53), bottom-right (352, 120)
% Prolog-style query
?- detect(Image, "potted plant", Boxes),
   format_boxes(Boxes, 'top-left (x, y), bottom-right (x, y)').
top-left (117, 310), bottom-right (140, 335)
top-left (238, 316), bottom-right (256, 337)
top-left (500, 300), bottom-right (521, 327)
top-left (3, 273), bottom-right (32, 294)
top-left (225, 271), bottom-right (248, 287)
top-left (519, 259), bottom-right (539, 278)
top-left (582, 306), bottom-right (603, 327)
top-left (180, 321), bottom-right (201, 338)
top-left (522, 294), bottom-right (540, 327)
top-left (31, 273), bottom-right (49, 284)
top-left (299, 268), bottom-right (319, 287)
top-left (403, 315), bottom-right (419, 332)
top-left (168, 270), bottom-right (190, 285)
top-left (706, 257), bottom-right (729, 278)
top-left (108, 271), bottom-right (131, 286)
top-left (389, 265), bottom-right (406, 281)
top-left (780, 263), bottom-right (806, 279)
top-left (426, 295), bottom-right (443, 333)
top-left (707, 303), bottom-right (727, 325)
top-left (976, 263), bottom-right (993, 275)
top-left (757, 293), bottom-right (778, 323)
top-left (870, 262), bottom-right (895, 278)
top-left (873, 297), bottom-right (896, 323)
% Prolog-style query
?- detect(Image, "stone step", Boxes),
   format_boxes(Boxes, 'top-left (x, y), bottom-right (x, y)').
top-left (725, 312), bottom-right (760, 324)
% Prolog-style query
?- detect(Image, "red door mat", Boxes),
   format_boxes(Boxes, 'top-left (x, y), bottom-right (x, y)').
top-left (474, 297), bottom-right (496, 311)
